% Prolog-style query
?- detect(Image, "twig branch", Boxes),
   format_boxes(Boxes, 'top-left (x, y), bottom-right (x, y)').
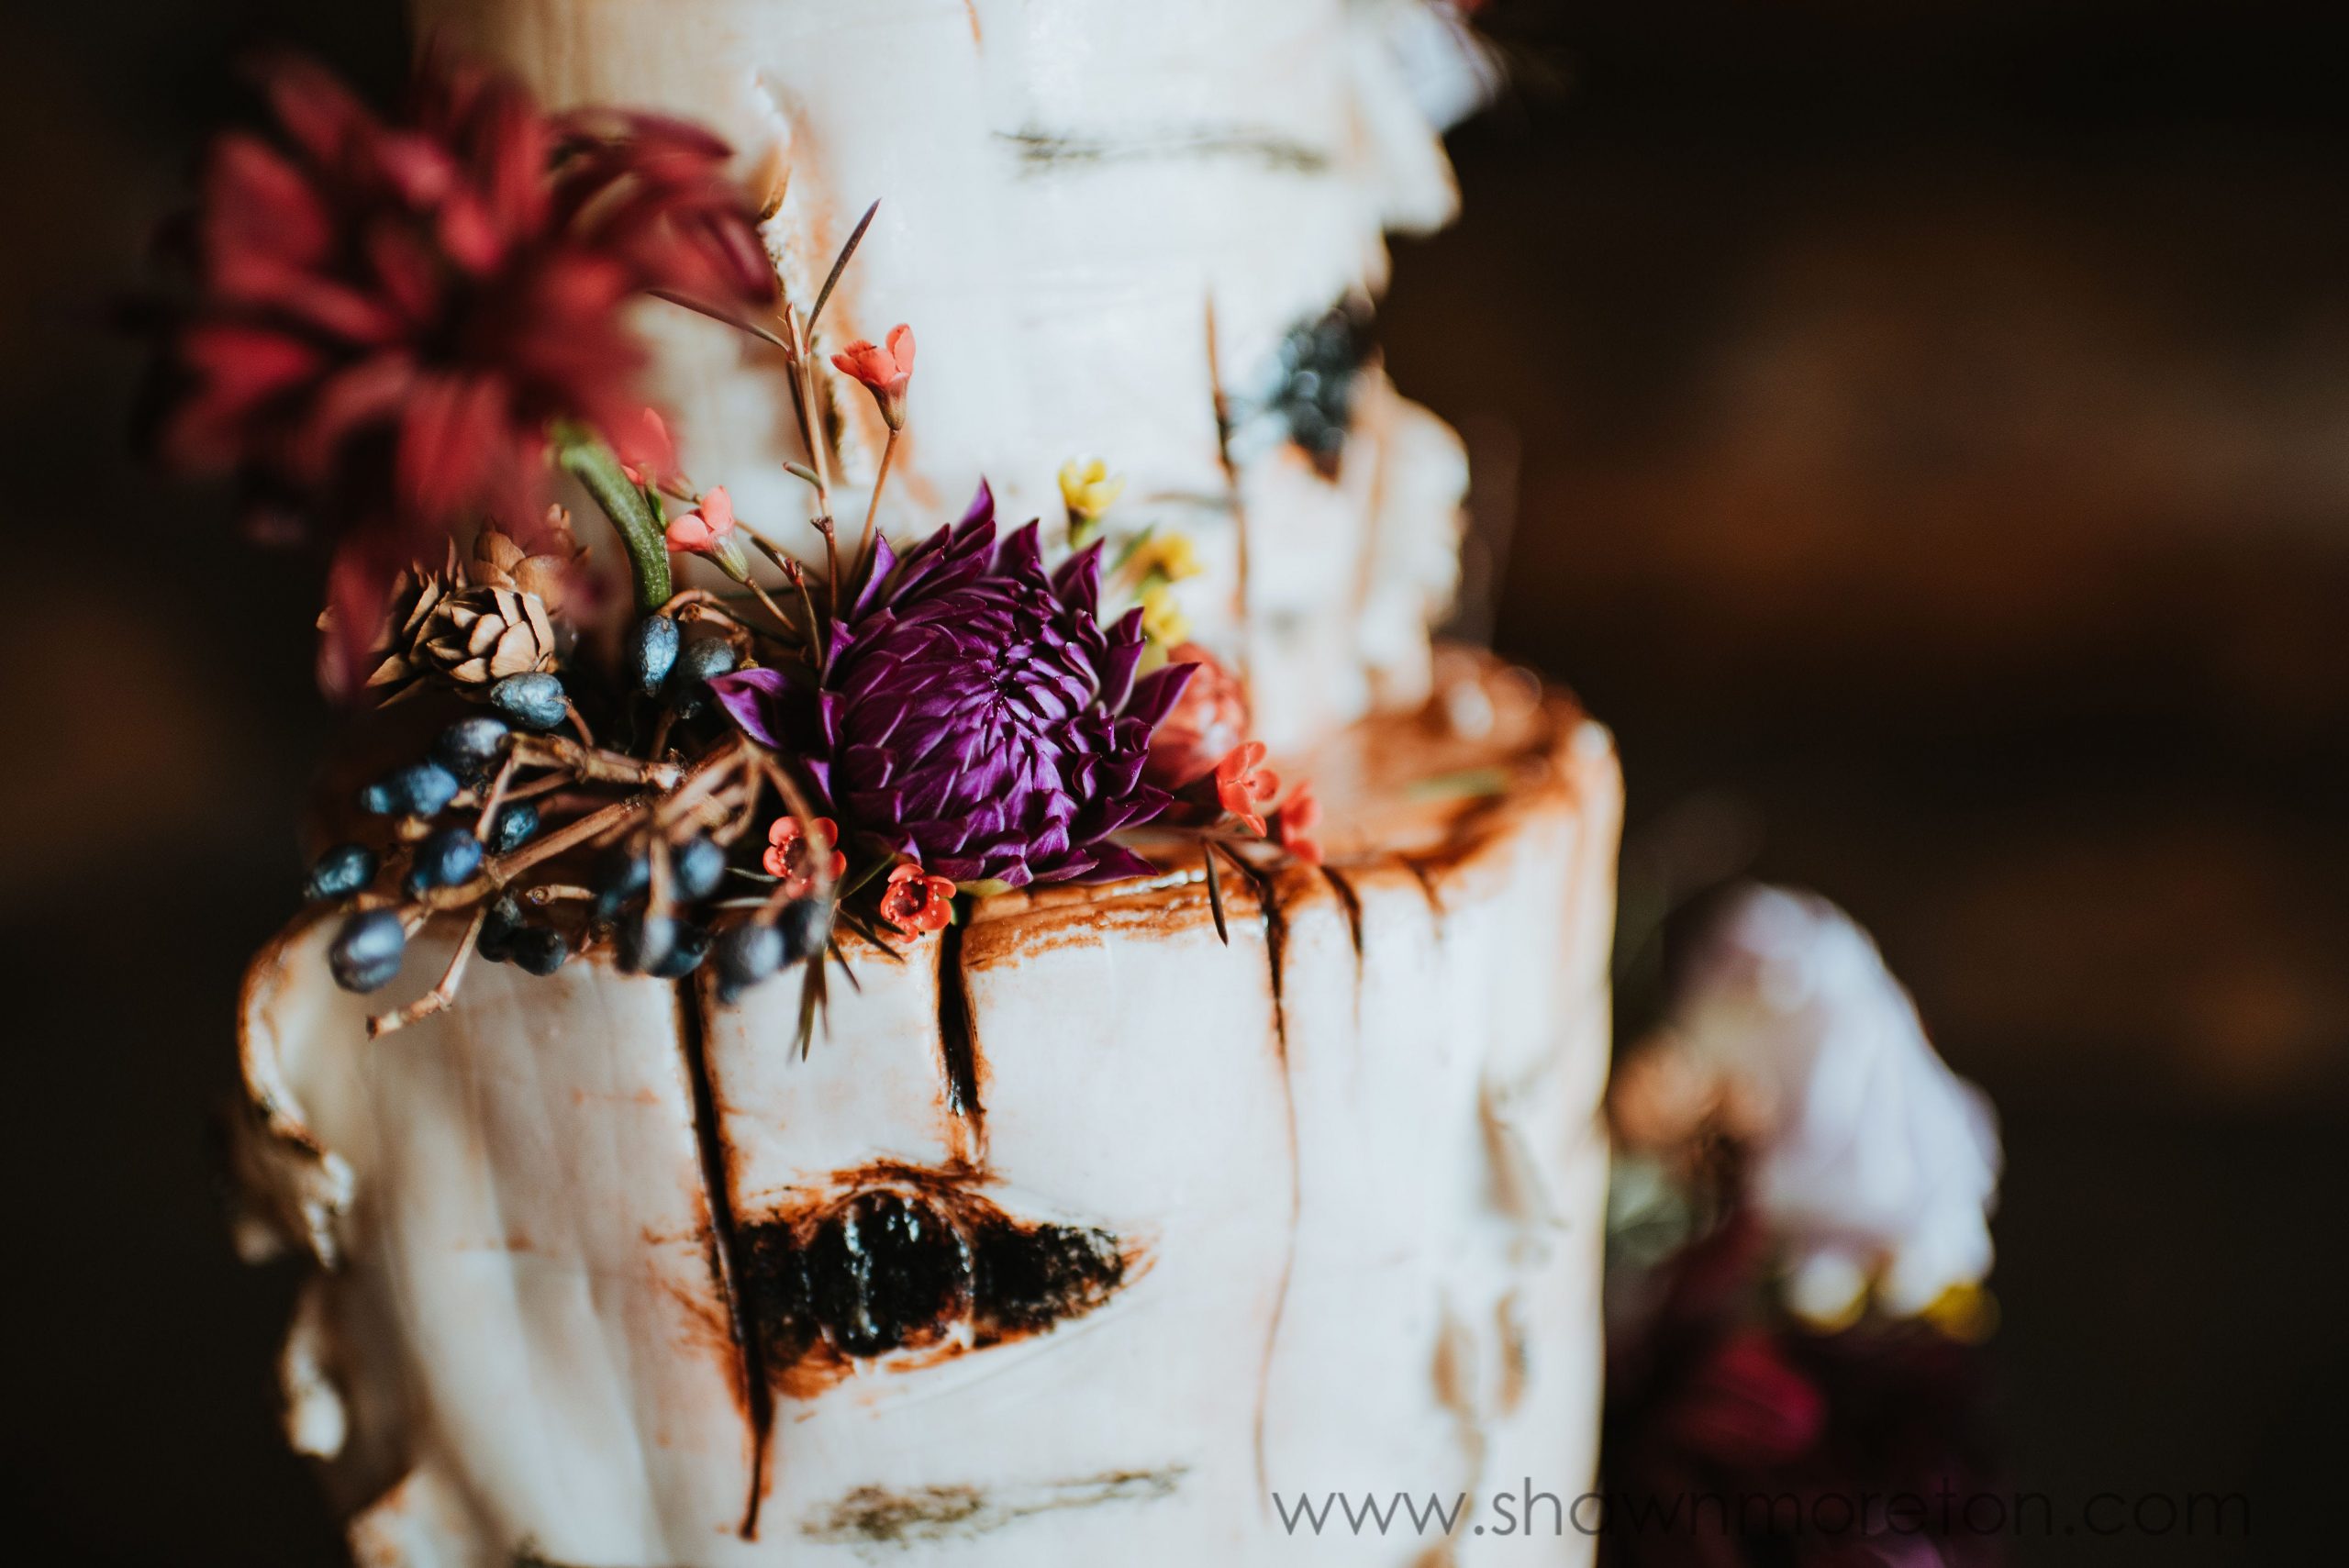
top-left (370, 903), bottom-right (491, 1039)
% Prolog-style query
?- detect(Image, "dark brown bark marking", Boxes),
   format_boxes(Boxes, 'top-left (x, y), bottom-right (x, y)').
top-left (936, 920), bottom-right (985, 1164)
top-left (673, 978), bottom-right (774, 1540)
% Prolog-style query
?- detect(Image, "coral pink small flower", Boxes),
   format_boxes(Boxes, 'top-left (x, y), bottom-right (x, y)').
top-left (879, 862), bottom-right (955, 936)
top-left (1273, 781), bottom-right (1323, 865)
top-left (1212, 741), bottom-right (1279, 837)
top-left (830, 323), bottom-right (916, 429)
top-left (763, 814), bottom-right (843, 897)
top-left (664, 484), bottom-right (734, 552)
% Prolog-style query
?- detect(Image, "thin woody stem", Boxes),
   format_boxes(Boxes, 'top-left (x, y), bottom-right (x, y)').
top-left (852, 425), bottom-right (898, 588)
top-left (411, 794), bottom-right (650, 912)
top-left (370, 902), bottom-right (491, 1039)
top-left (507, 736), bottom-right (684, 789)
top-left (813, 516), bottom-right (841, 618)
top-left (742, 573), bottom-right (799, 634)
top-left (472, 754), bottom-right (519, 840)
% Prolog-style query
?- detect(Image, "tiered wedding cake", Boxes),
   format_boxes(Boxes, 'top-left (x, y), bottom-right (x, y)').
top-left (225, 3), bottom-right (1621, 1562)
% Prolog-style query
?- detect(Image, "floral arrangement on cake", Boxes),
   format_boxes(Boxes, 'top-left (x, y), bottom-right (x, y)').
top-left (144, 49), bottom-right (1321, 1045)
top-left (1599, 885), bottom-right (2009, 1566)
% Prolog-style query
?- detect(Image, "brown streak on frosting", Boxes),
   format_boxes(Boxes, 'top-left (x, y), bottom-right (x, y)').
top-left (801, 1467), bottom-right (1183, 1547)
top-left (1219, 856), bottom-right (1304, 1509)
top-left (935, 920), bottom-right (986, 1165)
top-left (1318, 863), bottom-right (1366, 963)
top-left (670, 977), bottom-right (774, 1540)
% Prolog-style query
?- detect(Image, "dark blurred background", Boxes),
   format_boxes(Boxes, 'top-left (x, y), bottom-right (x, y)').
top-left (4, 1), bottom-right (2344, 1562)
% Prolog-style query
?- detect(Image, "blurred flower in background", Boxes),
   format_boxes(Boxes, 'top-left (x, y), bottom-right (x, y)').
top-left (1601, 884), bottom-right (2006, 1565)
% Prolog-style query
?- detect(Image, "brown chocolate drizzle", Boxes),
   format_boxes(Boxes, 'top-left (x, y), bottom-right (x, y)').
top-left (935, 920), bottom-right (985, 1162)
top-left (672, 978), bottom-right (774, 1540)
top-left (801, 1467), bottom-right (1185, 1546)
top-left (1318, 863), bottom-right (1366, 962)
top-left (1399, 855), bottom-right (1445, 915)
top-left (738, 1162), bottom-right (1130, 1395)
top-left (1221, 858), bottom-right (1304, 1507)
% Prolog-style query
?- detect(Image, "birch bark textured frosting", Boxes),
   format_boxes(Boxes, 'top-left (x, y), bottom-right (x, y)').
top-left (222, 4), bottom-right (1624, 1563)
top-left (239, 656), bottom-right (1620, 1564)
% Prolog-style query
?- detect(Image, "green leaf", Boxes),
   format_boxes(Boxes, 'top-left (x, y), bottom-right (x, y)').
top-left (552, 423), bottom-right (672, 612)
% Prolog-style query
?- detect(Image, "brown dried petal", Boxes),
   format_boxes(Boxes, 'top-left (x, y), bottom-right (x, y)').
top-left (512, 558), bottom-right (566, 604)
top-left (489, 623), bottom-right (540, 676)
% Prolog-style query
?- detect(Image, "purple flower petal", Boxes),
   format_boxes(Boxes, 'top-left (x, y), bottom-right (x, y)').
top-left (708, 666), bottom-right (791, 748)
top-left (1084, 842), bottom-right (1163, 883)
top-left (1124, 661), bottom-right (1196, 733)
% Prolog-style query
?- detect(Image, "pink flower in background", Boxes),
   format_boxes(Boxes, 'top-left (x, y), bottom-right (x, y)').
top-left (1655, 885), bottom-right (2002, 1322)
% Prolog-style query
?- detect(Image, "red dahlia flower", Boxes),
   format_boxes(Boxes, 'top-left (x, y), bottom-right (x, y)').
top-left (148, 49), bottom-right (776, 688)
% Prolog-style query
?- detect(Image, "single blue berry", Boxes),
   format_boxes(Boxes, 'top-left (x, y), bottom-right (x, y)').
top-left (714, 921), bottom-right (784, 1004)
top-left (777, 896), bottom-right (829, 964)
top-left (625, 615), bottom-right (681, 698)
top-left (361, 761), bottom-right (459, 818)
top-left (477, 895), bottom-right (523, 962)
top-left (488, 800), bottom-right (540, 854)
top-left (592, 845), bottom-right (651, 920)
top-left (329, 908), bottom-right (406, 993)
top-left (405, 828), bottom-right (484, 896)
top-left (648, 922), bottom-right (712, 979)
top-left (617, 910), bottom-right (675, 974)
top-left (506, 925), bottom-right (567, 976)
top-left (672, 835), bottom-right (728, 903)
top-left (489, 673), bottom-right (569, 731)
top-left (431, 715), bottom-right (511, 779)
top-left (304, 843), bottom-right (376, 902)
top-left (665, 639), bottom-right (739, 717)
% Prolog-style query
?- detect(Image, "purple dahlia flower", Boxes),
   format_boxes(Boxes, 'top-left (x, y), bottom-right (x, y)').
top-left (711, 484), bottom-right (1196, 888)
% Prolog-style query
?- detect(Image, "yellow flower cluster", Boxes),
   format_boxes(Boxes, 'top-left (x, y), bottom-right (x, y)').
top-left (1057, 457), bottom-right (1126, 522)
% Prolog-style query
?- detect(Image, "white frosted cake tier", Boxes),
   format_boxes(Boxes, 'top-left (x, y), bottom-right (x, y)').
top-left (234, 651), bottom-right (1620, 1565)
top-left (413, 0), bottom-right (1489, 751)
